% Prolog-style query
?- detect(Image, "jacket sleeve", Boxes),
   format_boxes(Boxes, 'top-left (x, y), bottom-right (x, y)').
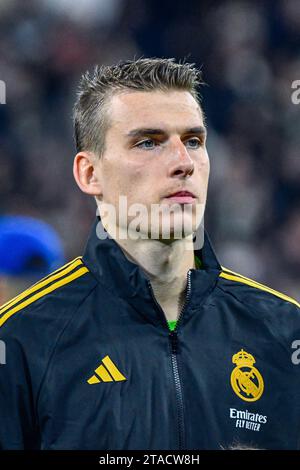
top-left (0, 320), bottom-right (40, 449)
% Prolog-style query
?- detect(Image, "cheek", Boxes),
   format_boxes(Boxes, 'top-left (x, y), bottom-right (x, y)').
top-left (204, 157), bottom-right (210, 179)
top-left (196, 155), bottom-right (210, 180)
top-left (102, 159), bottom-right (152, 202)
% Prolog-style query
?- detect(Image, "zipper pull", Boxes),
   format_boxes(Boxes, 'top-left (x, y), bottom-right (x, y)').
top-left (170, 331), bottom-right (178, 354)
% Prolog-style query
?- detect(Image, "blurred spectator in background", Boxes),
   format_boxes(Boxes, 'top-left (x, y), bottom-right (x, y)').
top-left (0, 0), bottom-right (299, 298)
top-left (0, 216), bottom-right (65, 304)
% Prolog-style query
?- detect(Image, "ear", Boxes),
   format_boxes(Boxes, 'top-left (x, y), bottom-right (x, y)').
top-left (73, 151), bottom-right (102, 197)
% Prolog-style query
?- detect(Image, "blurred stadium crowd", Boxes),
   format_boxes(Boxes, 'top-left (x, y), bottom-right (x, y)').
top-left (0, 0), bottom-right (299, 299)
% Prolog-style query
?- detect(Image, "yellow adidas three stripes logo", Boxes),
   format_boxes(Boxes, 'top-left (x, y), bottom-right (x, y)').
top-left (87, 356), bottom-right (127, 384)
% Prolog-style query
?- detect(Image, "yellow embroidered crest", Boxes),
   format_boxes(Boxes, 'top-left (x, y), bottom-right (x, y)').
top-left (231, 349), bottom-right (264, 402)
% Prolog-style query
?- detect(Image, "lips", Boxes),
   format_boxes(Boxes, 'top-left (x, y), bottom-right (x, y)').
top-left (167, 191), bottom-right (195, 198)
top-left (165, 190), bottom-right (196, 204)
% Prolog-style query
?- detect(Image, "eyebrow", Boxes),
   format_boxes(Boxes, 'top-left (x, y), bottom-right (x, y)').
top-left (126, 126), bottom-right (207, 138)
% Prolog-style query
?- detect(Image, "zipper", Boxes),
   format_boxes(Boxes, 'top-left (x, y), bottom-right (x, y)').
top-left (147, 269), bottom-right (192, 450)
top-left (169, 332), bottom-right (185, 449)
top-left (174, 269), bottom-right (192, 332)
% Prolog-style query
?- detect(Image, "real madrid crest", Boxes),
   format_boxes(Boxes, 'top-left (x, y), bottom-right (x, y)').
top-left (230, 349), bottom-right (264, 402)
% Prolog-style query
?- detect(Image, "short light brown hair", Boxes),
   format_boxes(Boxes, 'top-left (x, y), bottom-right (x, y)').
top-left (73, 58), bottom-right (204, 156)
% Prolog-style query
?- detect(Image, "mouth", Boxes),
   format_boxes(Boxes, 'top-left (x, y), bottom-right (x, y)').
top-left (164, 190), bottom-right (196, 204)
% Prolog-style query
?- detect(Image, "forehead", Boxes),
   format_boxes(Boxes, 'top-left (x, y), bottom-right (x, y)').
top-left (108, 90), bottom-right (204, 132)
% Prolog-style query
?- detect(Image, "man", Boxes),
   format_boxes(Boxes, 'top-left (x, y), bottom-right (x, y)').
top-left (0, 58), bottom-right (299, 450)
top-left (0, 215), bottom-right (65, 304)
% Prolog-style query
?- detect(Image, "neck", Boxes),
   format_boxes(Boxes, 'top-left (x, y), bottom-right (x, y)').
top-left (101, 217), bottom-right (195, 322)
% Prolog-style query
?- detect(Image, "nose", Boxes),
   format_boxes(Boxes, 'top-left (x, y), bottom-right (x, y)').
top-left (167, 137), bottom-right (194, 178)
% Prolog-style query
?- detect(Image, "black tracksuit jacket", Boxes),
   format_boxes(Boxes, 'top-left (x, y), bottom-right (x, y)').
top-left (0, 218), bottom-right (300, 450)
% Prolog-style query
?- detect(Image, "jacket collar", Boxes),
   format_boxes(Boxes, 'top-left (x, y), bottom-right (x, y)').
top-left (83, 217), bottom-right (221, 326)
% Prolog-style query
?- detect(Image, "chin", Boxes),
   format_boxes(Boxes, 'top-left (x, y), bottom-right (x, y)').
top-left (150, 215), bottom-right (195, 241)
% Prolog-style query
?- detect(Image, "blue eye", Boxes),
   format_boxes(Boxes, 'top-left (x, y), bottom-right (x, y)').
top-left (185, 138), bottom-right (202, 149)
top-left (135, 139), bottom-right (157, 149)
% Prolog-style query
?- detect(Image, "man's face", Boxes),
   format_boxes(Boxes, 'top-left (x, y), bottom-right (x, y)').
top-left (95, 90), bottom-right (210, 240)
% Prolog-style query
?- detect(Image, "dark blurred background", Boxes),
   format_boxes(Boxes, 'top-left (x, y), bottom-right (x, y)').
top-left (0, 0), bottom-right (299, 299)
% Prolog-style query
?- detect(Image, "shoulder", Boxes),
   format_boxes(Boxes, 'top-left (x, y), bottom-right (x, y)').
top-left (217, 265), bottom-right (300, 315)
top-left (217, 266), bottom-right (300, 365)
top-left (0, 257), bottom-right (97, 337)
top-left (0, 257), bottom-right (97, 398)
